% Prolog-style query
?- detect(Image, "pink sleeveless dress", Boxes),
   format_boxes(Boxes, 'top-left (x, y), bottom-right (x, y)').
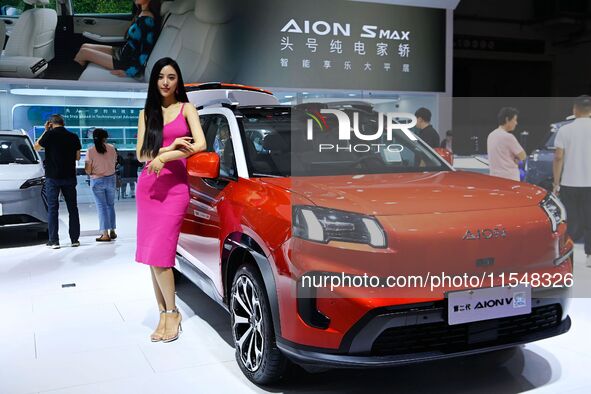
top-left (135, 104), bottom-right (190, 267)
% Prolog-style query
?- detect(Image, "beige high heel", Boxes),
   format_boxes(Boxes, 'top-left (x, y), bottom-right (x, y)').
top-left (162, 309), bottom-right (183, 343)
top-left (150, 311), bottom-right (166, 342)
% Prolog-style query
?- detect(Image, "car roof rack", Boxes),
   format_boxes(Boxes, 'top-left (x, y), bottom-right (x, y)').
top-left (185, 82), bottom-right (273, 96)
top-left (196, 98), bottom-right (240, 110)
top-left (323, 101), bottom-right (375, 112)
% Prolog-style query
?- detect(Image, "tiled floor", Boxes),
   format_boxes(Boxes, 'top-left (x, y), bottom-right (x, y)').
top-left (0, 201), bottom-right (590, 393)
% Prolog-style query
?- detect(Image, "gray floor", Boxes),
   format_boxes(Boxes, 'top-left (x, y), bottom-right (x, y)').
top-left (0, 201), bottom-right (590, 393)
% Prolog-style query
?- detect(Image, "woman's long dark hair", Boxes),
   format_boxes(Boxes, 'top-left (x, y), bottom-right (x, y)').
top-left (141, 57), bottom-right (189, 159)
top-left (93, 128), bottom-right (109, 154)
top-left (132, 0), bottom-right (162, 28)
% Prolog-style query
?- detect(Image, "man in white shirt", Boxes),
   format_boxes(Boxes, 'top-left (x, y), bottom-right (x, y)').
top-left (553, 96), bottom-right (591, 267)
top-left (487, 107), bottom-right (526, 181)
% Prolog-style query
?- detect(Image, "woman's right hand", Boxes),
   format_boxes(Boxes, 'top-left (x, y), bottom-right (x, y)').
top-left (169, 137), bottom-right (194, 153)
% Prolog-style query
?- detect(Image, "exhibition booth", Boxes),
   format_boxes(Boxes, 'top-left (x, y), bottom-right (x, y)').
top-left (0, 0), bottom-right (587, 393)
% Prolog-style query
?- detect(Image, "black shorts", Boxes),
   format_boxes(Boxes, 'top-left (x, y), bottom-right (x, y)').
top-left (112, 46), bottom-right (126, 70)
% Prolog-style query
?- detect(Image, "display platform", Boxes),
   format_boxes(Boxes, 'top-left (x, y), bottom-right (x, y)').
top-left (0, 202), bottom-right (589, 393)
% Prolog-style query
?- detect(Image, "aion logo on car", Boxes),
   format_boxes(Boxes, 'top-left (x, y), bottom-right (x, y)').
top-left (306, 109), bottom-right (417, 153)
top-left (462, 227), bottom-right (508, 240)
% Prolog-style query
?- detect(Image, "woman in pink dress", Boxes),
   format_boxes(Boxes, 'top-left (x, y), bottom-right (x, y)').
top-left (135, 57), bottom-right (206, 342)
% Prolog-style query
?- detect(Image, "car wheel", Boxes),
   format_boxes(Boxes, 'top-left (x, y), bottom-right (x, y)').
top-left (230, 263), bottom-right (287, 385)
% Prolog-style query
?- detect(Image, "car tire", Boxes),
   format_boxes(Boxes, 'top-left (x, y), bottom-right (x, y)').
top-left (230, 263), bottom-right (288, 385)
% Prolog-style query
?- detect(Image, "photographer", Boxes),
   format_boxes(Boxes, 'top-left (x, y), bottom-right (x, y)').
top-left (34, 115), bottom-right (82, 249)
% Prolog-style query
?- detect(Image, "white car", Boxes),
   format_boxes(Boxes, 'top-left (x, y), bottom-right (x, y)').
top-left (0, 130), bottom-right (47, 238)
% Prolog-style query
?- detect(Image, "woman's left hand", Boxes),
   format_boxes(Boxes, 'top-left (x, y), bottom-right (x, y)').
top-left (147, 157), bottom-right (165, 176)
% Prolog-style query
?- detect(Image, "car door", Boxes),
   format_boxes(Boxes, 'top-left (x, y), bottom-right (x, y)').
top-left (178, 110), bottom-right (242, 296)
top-left (58, 0), bottom-right (132, 61)
top-left (72, 0), bottom-right (131, 38)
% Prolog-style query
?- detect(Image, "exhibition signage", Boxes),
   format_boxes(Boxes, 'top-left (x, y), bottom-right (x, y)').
top-left (12, 105), bottom-right (141, 129)
top-left (236, 0), bottom-right (446, 91)
top-left (12, 105), bottom-right (142, 150)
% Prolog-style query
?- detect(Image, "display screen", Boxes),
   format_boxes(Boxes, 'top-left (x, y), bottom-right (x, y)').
top-left (235, 0), bottom-right (446, 91)
top-left (0, 0), bottom-right (446, 93)
top-left (12, 105), bottom-right (142, 150)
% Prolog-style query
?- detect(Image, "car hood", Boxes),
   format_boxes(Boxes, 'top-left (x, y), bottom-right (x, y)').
top-left (258, 171), bottom-right (547, 215)
top-left (0, 164), bottom-right (44, 191)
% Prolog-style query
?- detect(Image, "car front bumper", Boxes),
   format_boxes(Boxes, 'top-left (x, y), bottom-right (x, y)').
top-left (277, 292), bottom-right (570, 368)
top-left (0, 186), bottom-right (47, 229)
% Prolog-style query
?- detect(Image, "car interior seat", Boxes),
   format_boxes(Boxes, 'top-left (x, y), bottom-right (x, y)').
top-left (0, 0), bottom-right (57, 78)
top-left (263, 133), bottom-right (293, 176)
top-left (79, 0), bottom-right (194, 83)
top-left (240, 130), bottom-right (275, 175)
top-left (220, 136), bottom-right (236, 177)
top-left (160, 0), bottom-right (238, 83)
top-left (79, 0), bottom-right (239, 84)
top-left (159, 0), bottom-right (175, 27)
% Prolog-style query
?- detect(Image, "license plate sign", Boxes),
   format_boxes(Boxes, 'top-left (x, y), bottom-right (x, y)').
top-left (447, 284), bottom-right (531, 325)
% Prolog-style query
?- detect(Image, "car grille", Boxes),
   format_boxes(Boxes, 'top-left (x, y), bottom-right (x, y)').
top-left (0, 214), bottom-right (43, 226)
top-left (371, 304), bottom-right (561, 356)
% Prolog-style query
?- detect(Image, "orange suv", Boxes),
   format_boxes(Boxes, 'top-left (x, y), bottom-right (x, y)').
top-left (177, 84), bottom-right (573, 384)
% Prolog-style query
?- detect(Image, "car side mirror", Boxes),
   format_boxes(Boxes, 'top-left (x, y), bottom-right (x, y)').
top-left (434, 147), bottom-right (453, 166)
top-left (187, 152), bottom-right (220, 179)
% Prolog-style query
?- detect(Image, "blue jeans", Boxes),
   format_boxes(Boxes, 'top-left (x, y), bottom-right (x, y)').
top-left (46, 177), bottom-right (80, 243)
top-left (91, 174), bottom-right (117, 231)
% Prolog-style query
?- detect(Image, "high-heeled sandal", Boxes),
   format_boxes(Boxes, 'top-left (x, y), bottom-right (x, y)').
top-left (150, 310), bottom-right (166, 342)
top-left (162, 309), bottom-right (182, 343)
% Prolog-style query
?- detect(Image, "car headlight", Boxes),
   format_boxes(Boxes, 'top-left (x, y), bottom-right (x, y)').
top-left (293, 205), bottom-right (386, 248)
top-left (541, 193), bottom-right (566, 232)
top-left (20, 176), bottom-right (45, 189)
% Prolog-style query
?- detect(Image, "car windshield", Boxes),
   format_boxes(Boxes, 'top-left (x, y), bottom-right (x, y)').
top-left (0, 135), bottom-right (38, 165)
top-left (239, 106), bottom-right (448, 177)
top-left (545, 119), bottom-right (575, 149)
top-left (545, 132), bottom-right (557, 149)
